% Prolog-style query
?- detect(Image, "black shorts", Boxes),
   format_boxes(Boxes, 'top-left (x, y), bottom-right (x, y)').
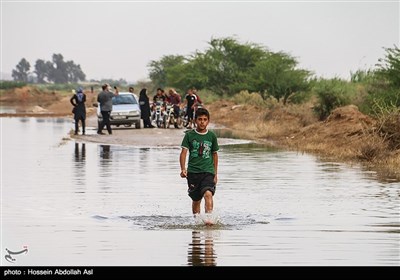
top-left (187, 172), bottom-right (216, 201)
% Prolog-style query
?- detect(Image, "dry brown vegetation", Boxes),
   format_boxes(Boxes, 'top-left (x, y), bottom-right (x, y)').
top-left (207, 100), bottom-right (400, 182)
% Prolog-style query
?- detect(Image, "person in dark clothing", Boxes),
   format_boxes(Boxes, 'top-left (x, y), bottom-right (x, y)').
top-left (97, 84), bottom-right (118, 135)
top-left (139, 88), bottom-right (154, 128)
top-left (151, 88), bottom-right (165, 109)
top-left (184, 88), bottom-right (197, 129)
top-left (70, 87), bottom-right (86, 135)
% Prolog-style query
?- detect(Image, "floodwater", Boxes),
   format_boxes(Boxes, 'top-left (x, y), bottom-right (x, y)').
top-left (1, 117), bottom-right (399, 266)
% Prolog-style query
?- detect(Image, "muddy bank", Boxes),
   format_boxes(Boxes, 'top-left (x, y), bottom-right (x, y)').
top-left (206, 100), bottom-right (400, 182)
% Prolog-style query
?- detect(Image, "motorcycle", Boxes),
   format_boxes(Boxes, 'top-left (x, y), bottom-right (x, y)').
top-left (165, 104), bottom-right (182, 129)
top-left (181, 103), bottom-right (203, 129)
top-left (180, 106), bottom-right (189, 128)
top-left (151, 101), bottom-right (166, 128)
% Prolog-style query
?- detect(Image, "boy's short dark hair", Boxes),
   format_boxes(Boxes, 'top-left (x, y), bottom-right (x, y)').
top-left (195, 108), bottom-right (210, 119)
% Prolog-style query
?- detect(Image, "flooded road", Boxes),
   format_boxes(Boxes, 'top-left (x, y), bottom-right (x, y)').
top-left (1, 117), bottom-right (399, 266)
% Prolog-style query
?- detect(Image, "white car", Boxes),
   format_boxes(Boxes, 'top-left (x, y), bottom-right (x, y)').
top-left (97, 92), bottom-right (141, 129)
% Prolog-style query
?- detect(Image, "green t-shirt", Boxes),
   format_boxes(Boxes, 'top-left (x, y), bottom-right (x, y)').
top-left (181, 129), bottom-right (219, 174)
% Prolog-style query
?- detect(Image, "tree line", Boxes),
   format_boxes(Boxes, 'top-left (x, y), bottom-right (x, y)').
top-left (12, 53), bottom-right (86, 84)
top-left (148, 37), bottom-right (311, 104)
top-left (10, 36), bottom-right (399, 119)
top-left (148, 37), bottom-right (399, 117)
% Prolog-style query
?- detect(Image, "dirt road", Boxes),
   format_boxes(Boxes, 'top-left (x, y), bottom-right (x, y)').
top-left (71, 116), bottom-right (251, 147)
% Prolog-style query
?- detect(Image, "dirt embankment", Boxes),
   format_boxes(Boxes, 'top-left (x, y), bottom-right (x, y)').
top-left (1, 86), bottom-right (399, 181)
top-left (206, 100), bottom-right (400, 182)
top-left (0, 86), bottom-right (98, 117)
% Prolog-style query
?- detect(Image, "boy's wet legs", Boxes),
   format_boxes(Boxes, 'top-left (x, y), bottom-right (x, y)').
top-left (192, 200), bottom-right (201, 215)
top-left (192, 190), bottom-right (213, 214)
top-left (204, 190), bottom-right (213, 213)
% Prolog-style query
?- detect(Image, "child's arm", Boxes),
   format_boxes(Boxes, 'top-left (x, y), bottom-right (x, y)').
top-left (213, 152), bottom-right (218, 184)
top-left (180, 148), bottom-right (188, 178)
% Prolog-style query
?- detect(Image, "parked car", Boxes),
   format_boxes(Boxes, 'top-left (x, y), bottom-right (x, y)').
top-left (97, 92), bottom-right (141, 129)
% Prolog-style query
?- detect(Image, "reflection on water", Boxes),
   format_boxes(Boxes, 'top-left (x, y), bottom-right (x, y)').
top-left (100, 145), bottom-right (111, 160)
top-left (188, 231), bottom-right (217, 266)
top-left (73, 143), bottom-right (86, 188)
top-left (2, 118), bottom-right (399, 266)
top-left (74, 143), bottom-right (86, 162)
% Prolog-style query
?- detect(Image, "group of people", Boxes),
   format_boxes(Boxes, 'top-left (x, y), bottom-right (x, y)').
top-left (139, 86), bottom-right (203, 129)
top-left (70, 85), bottom-right (204, 134)
top-left (70, 83), bottom-right (118, 135)
top-left (71, 85), bottom-right (219, 218)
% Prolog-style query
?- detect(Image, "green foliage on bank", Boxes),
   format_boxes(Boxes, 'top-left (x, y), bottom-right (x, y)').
top-left (0, 81), bottom-right (27, 90)
top-left (312, 78), bottom-right (353, 120)
top-left (35, 83), bottom-right (80, 91)
top-left (148, 38), bottom-right (399, 122)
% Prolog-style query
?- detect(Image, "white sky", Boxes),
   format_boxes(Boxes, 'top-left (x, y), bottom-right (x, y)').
top-left (1, 0), bottom-right (399, 83)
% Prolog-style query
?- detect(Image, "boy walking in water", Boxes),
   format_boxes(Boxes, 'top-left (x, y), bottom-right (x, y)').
top-left (180, 108), bottom-right (219, 217)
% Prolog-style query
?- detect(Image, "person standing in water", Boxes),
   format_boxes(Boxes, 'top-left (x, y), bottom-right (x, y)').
top-left (179, 108), bottom-right (219, 217)
top-left (97, 84), bottom-right (118, 135)
top-left (70, 86), bottom-right (86, 135)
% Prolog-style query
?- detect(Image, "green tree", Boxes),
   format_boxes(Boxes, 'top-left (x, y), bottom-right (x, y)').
top-left (34, 59), bottom-right (49, 83)
top-left (14, 54), bottom-right (86, 84)
top-left (45, 61), bottom-right (56, 83)
top-left (166, 53), bottom-right (209, 92)
top-left (200, 37), bottom-right (266, 95)
top-left (40, 54), bottom-right (86, 84)
top-left (376, 45), bottom-right (400, 87)
top-left (148, 37), bottom-right (311, 100)
top-left (360, 45), bottom-right (400, 114)
top-left (250, 52), bottom-right (311, 104)
top-left (12, 58), bottom-right (30, 82)
top-left (66, 61), bottom-right (86, 83)
top-left (51, 54), bottom-right (68, 83)
top-left (148, 55), bottom-right (185, 88)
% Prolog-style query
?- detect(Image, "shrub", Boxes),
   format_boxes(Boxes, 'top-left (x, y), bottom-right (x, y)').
top-left (313, 78), bottom-right (352, 120)
top-left (196, 89), bottom-right (220, 104)
top-left (287, 90), bottom-right (313, 104)
top-left (232, 90), bottom-right (265, 107)
top-left (364, 87), bottom-right (400, 115)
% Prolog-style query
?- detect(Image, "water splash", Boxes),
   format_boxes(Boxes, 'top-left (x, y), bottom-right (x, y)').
top-left (116, 212), bottom-right (271, 230)
top-left (194, 213), bottom-right (221, 226)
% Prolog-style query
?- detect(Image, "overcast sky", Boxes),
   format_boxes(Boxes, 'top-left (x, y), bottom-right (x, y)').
top-left (1, 1), bottom-right (399, 83)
